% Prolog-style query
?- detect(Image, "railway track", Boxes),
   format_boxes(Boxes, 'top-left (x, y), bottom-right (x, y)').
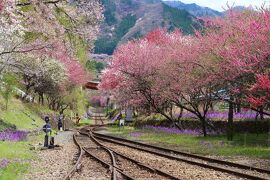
top-left (92, 129), bottom-right (270, 180)
top-left (64, 126), bottom-right (180, 179)
top-left (79, 127), bottom-right (180, 179)
top-left (64, 128), bottom-right (132, 179)
top-left (63, 134), bottom-right (85, 180)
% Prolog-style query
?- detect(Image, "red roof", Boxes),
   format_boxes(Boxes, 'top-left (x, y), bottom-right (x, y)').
top-left (84, 81), bottom-right (99, 90)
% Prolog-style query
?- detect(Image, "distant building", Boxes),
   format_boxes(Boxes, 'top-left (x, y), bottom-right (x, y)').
top-left (84, 80), bottom-right (100, 90)
top-left (89, 54), bottom-right (112, 64)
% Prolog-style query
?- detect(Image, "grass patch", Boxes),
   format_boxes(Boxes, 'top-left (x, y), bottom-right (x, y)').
top-left (77, 118), bottom-right (95, 126)
top-left (0, 141), bottom-right (34, 160)
top-left (0, 162), bottom-right (29, 180)
top-left (0, 97), bottom-right (46, 130)
top-left (108, 126), bottom-right (270, 159)
top-left (0, 133), bottom-right (43, 179)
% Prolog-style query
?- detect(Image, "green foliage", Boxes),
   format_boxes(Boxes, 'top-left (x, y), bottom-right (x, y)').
top-left (24, 31), bottom-right (47, 42)
top-left (0, 119), bottom-right (16, 132)
top-left (104, 9), bottom-right (117, 26)
top-left (108, 126), bottom-right (270, 159)
top-left (94, 37), bottom-right (118, 55)
top-left (77, 118), bottom-right (94, 126)
top-left (66, 33), bottom-right (88, 64)
top-left (94, 14), bottom-right (136, 54)
top-left (55, 7), bottom-right (73, 29)
top-left (86, 60), bottom-right (96, 72)
top-left (63, 87), bottom-right (87, 115)
top-left (116, 14), bottom-right (137, 39)
top-left (162, 3), bottom-right (196, 34)
top-left (0, 97), bottom-right (45, 130)
top-left (0, 141), bottom-right (34, 160)
top-left (0, 132), bottom-right (43, 179)
top-left (0, 72), bottom-right (17, 110)
top-left (54, 6), bottom-right (88, 64)
top-left (86, 60), bottom-right (105, 73)
top-left (18, 0), bottom-right (34, 12)
top-left (132, 31), bottom-right (142, 39)
top-left (120, 0), bottom-right (132, 6)
top-left (0, 162), bottom-right (29, 180)
top-left (106, 108), bottom-right (119, 119)
top-left (95, 62), bottom-right (105, 72)
top-left (102, 0), bottom-right (117, 25)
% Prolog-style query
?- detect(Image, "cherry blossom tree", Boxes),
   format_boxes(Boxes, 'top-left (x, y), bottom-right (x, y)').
top-left (100, 29), bottom-right (217, 136)
top-left (0, 0), bottom-right (103, 85)
top-left (181, 8), bottom-right (270, 139)
top-left (100, 9), bottom-right (270, 138)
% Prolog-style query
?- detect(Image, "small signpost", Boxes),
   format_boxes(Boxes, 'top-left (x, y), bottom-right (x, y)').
top-left (119, 119), bottom-right (125, 127)
top-left (42, 116), bottom-right (52, 147)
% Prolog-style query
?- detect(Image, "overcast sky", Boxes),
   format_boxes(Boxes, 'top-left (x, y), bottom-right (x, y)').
top-left (165, 0), bottom-right (270, 11)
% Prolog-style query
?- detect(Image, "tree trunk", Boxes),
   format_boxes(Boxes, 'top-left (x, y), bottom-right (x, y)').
top-left (201, 117), bottom-right (207, 137)
top-left (227, 97), bottom-right (234, 141)
top-left (237, 104), bottom-right (241, 113)
top-left (259, 107), bottom-right (264, 120)
top-left (41, 94), bottom-right (44, 105)
top-left (210, 102), bottom-right (214, 111)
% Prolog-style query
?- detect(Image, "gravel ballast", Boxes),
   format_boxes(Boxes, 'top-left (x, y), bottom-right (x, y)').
top-left (100, 141), bottom-right (244, 180)
top-left (23, 131), bottom-right (77, 180)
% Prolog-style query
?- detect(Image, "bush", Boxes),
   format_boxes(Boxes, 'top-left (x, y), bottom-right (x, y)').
top-left (134, 116), bottom-right (270, 134)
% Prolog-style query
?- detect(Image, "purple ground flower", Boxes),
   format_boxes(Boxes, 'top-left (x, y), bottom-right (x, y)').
top-left (199, 141), bottom-right (213, 148)
top-left (219, 141), bottom-right (225, 146)
top-left (144, 125), bottom-right (221, 136)
top-left (129, 132), bottom-right (144, 137)
top-left (0, 159), bottom-right (9, 169)
top-left (177, 111), bottom-right (260, 120)
top-left (0, 131), bottom-right (28, 141)
top-left (144, 125), bottom-right (202, 136)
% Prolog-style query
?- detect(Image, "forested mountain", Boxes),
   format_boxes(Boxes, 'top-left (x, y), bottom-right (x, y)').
top-left (94, 0), bottom-right (198, 55)
top-left (163, 1), bottom-right (223, 17)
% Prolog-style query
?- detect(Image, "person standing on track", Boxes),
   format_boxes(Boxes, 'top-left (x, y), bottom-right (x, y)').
top-left (58, 113), bottom-right (64, 131)
top-left (75, 113), bottom-right (81, 125)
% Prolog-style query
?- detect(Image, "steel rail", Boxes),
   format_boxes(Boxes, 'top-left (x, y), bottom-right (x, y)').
top-left (81, 128), bottom-right (180, 179)
top-left (93, 132), bottom-right (270, 180)
top-left (79, 129), bottom-right (135, 180)
top-left (82, 147), bottom-right (134, 180)
top-left (104, 144), bottom-right (180, 180)
top-left (93, 131), bottom-right (270, 174)
top-left (63, 134), bottom-right (84, 180)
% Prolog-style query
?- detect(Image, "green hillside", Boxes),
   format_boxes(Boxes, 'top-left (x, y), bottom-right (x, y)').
top-left (162, 3), bottom-right (196, 34)
top-left (94, 0), bottom-right (197, 55)
top-left (95, 13), bottom-right (137, 55)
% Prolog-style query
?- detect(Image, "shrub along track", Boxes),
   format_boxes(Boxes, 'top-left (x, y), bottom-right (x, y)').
top-left (91, 129), bottom-right (270, 180)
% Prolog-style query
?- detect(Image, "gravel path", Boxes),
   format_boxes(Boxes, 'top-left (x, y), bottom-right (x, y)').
top-left (23, 131), bottom-right (114, 180)
top-left (22, 131), bottom-right (77, 180)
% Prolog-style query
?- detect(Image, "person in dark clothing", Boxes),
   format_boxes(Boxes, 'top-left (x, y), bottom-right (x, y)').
top-left (75, 113), bottom-right (81, 125)
top-left (58, 113), bottom-right (64, 131)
